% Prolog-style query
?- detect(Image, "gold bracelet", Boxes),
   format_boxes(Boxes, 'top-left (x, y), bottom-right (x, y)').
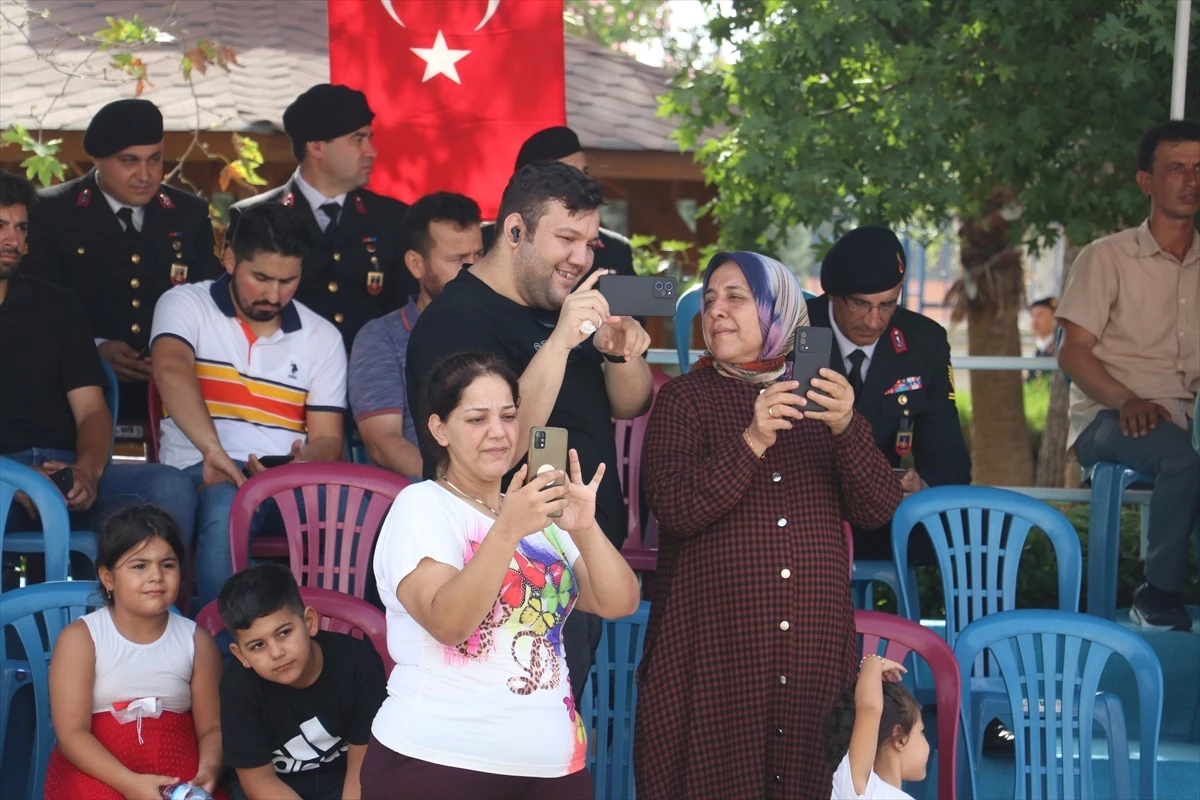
top-left (742, 428), bottom-right (766, 459)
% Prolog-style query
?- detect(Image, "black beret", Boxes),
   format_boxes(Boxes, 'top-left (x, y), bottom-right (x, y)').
top-left (514, 126), bottom-right (582, 171)
top-left (283, 84), bottom-right (375, 148)
top-left (820, 225), bottom-right (907, 296)
top-left (83, 99), bottom-right (164, 158)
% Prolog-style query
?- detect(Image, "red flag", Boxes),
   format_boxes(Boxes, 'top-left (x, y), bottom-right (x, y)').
top-left (327, 0), bottom-right (566, 218)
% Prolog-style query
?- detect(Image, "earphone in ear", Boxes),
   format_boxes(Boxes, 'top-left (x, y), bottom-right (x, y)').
top-left (510, 227), bottom-right (521, 243)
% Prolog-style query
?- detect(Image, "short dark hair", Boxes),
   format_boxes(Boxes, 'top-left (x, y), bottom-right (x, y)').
top-left (402, 192), bottom-right (482, 259)
top-left (217, 563), bottom-right (305, 632)
top-left (230, 203), bottom-right (313, 265)
top-left (0, 171), bottom-right (37, 212)
top-left (419, 351), bottom-right (520, 476)
top-left (490, 161), bottom-right (603, 252)
top-left (1137, 120), bottom-right (1200, 172)
top-left (96, 504), bottom-right (187, 607)
top-left (824, 679), bottom-right (922, 776)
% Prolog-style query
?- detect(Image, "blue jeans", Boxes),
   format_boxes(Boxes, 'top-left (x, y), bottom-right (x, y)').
top-left (1075, 410), bottom-right (1200, 593)
top-left (3, 448), bottom-right (196, 568)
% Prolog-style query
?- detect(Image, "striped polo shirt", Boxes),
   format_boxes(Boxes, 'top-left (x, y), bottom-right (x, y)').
top-left (150, 274), bottom-right (347, 469)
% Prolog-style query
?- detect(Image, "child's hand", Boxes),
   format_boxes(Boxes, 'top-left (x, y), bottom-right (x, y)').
top-left (123, 772), bottom-right (179, 800)
top-left (879, 657), bottom-right (907, 682)
top-left (191, 764), bottom-right (222, 794)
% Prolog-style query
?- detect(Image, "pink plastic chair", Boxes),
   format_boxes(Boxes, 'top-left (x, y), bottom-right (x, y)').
top-left (229, 462), bottom-right (410, 599)
top-left (195, 586), bottom-right (394, 675)
top-left (614, 370), bottom-right (671, 572)
top-left (855, 610), bottom-right (960, 800)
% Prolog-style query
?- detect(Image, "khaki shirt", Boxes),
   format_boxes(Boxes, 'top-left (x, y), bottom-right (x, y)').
top-left (1056, 221), bottom-right (1200, 448)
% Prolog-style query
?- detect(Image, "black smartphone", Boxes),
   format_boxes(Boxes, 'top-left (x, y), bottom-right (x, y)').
top-left (893, 467), bottom-right (910, 476)
top-left (598, 275), bottom-right (678, 317)
top-left (527, 426), bottom-right (568, 519)
top-left (49, 466), bottom-right (74, 496)
top-left (243, 454), bottom-right (294, 478)
top-left (791, 326), bottom-right (835, 411)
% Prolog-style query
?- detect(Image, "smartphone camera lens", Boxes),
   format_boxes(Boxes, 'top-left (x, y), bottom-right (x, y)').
top-left (654, 281), bottom-right (664, 291)
top-left (665, 281), bottom-right (674, 292)
top-left (534, 431), bottom-right (545, 448)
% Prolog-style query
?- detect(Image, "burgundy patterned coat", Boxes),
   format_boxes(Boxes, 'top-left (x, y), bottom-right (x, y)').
top-left (634, 368), bottom-right (903, 799)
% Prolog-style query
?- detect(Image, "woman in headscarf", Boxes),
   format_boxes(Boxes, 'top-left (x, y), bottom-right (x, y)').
top-left (634, 252), bottom-right (903, 799)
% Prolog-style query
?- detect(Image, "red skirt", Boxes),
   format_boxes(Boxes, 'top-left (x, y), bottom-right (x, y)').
top-left (44, 709), bottom-right (224, 800)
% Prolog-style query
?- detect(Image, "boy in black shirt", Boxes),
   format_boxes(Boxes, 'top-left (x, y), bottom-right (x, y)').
top-left (218, 565), bottom-right (386, 800)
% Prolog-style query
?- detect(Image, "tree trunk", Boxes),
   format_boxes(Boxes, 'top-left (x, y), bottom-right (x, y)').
top-left (953, 191), bottom-right (1033, 487)
top-left (1034, 241), bottom-right (1079, 488)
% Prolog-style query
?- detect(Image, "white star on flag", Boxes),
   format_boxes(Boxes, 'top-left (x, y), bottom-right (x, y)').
top-left (410, 30), bottom-right (470, 85)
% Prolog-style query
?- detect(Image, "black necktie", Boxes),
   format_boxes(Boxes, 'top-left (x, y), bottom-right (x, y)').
top-left (115, 206), bottom-right (139, 244)
top-left (847, 349), bottom-right (866, 398)
top-left (319, 202), bottom-right (341, 242)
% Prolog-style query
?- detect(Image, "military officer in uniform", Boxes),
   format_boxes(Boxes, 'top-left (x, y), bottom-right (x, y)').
top-left (481, 126), bottom-right (636, 279)
top-left (228, 84), bottom-right (413, 350)
top-left (805, 225), bottom-right (971, 561)
top-left (23, 98), bottom-right (222, 419)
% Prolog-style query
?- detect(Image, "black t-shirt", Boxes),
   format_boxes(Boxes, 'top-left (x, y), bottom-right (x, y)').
top-left (405, 269), bottom-right (628, 548)
top-left (219, 631), bottom-right (386, 786)
top-left (0, 273), bottom-right (106, 453)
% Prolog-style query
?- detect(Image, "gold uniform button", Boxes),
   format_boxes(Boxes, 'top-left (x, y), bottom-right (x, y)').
top-left (175, 251), bottom-right (184, 260)
top-left (898, 394), bottom-right (908, 406)
top-left (130, 278), bottom-right (140, 289)
top-left (131, 298), bottom-right (141, 309)
top-left (130, 254), bottom-right (141, 264)
top-left (76, 247), bottom-right (85, 255)
top-left (334, 313), bottom-right (345, 324)
top-left (328, 282), bottom-right (339, 293)
top-left (369, 256), bottom-right (379, 265)
top-left (332, 252), bottom-right (342, 262)
top-left (131, 323), bottom-right (141, 334)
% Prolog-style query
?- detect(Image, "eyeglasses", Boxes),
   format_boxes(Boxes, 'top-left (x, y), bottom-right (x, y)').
top-left (842, 295), bottom-right (900, 317)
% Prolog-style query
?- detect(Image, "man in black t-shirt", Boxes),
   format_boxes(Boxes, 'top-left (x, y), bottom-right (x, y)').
top-left (218, 565), bottom-right (386, 800)
top-left (405, 162), bottom-right (653, 703)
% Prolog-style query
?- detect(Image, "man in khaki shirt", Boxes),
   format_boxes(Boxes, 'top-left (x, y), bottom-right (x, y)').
top-left (1058, 120), bottom-right (1200, 632)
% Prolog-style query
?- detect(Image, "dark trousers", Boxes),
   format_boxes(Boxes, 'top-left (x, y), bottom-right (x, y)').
top-left (360, 737), bottom-right (592, 800)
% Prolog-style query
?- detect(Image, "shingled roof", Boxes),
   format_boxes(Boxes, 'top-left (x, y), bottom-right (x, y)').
top-left (0, 0), bottom-right (682, 152)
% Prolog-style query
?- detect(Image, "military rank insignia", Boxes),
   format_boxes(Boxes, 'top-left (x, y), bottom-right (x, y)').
top-left (157, 192), bottom-right (174, 209)
top-left (890, 328), bottom-right (907, 354)
top-left (353, 195), bottom-right (367, 214)
top-left (170, 263), bottom-right (188, 285)
top-left (282, 192), bottom-right (295, 207)
top-left (366, 271), bottom-right (384, 296)
top-left (76, 188), bottom-right (91, 207)
top-left (948, 365), bottom-right (957, 402)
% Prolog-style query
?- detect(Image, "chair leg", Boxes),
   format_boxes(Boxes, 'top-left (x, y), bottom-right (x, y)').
top-left (1087, 464), bottom-right (1121, 620)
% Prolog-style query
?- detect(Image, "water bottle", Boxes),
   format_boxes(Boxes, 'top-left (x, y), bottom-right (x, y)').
top-left (160, 783), bottom-right (214, 800)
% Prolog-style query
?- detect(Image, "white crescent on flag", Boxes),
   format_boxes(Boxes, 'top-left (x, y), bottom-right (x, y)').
top-left (379, 0), bottom-right (502, 31)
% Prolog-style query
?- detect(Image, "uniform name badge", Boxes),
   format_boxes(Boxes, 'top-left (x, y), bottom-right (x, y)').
top-left (895, 418), bottom-right (914, 457)
top-left (366, 270), bottom-right (384, 296)
top-left (170, 263), bottom-right (188, 285)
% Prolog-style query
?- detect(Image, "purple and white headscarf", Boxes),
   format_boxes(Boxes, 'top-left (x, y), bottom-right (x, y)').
top-left (697, 251), bottom-right (809, 385)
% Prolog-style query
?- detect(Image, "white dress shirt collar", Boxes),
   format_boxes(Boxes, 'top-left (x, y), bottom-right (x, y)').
top-left (829, 311), bottom-right (879, 380)
top-left (293, 168), bottom-right (347, 231)
top-left (98, 184), bottom-right (145, 233)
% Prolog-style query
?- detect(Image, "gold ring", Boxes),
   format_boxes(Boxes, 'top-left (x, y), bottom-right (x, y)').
top-left (768, 406), bottom-right (776, 417)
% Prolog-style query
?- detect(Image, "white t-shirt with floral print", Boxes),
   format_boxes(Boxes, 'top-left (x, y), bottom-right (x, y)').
top-left (371, 480), bottom-right (586, 777)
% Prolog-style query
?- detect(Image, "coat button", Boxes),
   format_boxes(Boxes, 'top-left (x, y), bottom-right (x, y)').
top-left (130, 323), bottom-right (141, 334)
top-left (131, 298), bottom-right (140, 309)
top-left (76, 247), bottom-right (85, 255)
top-left (130, 253), bottom-right (141, 264)
top-left (771, 472), bottom-right (781, 483)
top-left (328, 281), bottom-right (339, 293)
top-left (370, 255), bottom-right (379, 265)
top-left (776, 728), bottom-right (784, 736)
top-left (778, 675), bottom-right (787, 685)
top-left (332, 251), bottom-right (342, 262)
top-left (130, 278), bottom-right (140, 289)
top-left (777, 518), bottom-right (787, 528)
top-left (774, 775), bottom-right (783, 784)
top-left (780, 569), bottom-right (791, 579)
top-left (334, 313), bottom-right (345, 324)
top-left (779, 621), bottom-right (790, 631)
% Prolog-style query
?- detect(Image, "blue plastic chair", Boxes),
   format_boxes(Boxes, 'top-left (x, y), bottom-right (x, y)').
top-left (851, 560), bottom-right (920, 616)
top-left (674, 284), bottom-right (817, 373)
top-left (954, 609), bottom-right (1162, 800)
top-left (580, 601), bottom-right (650, 800)
top-left (0, 581), bottom-right (104, 800)
top-left (1, 457), bottom-right (98, 578)
top-left (1084, 462), bottom-right (1151, 621)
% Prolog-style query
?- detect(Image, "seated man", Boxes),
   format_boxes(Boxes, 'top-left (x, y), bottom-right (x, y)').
top-left (151, 202), bottom-right (347, 608)
top-left (1058, 120), bottom-right (1200, 632)
top-left (219, 564), bottom-right (385, 800)
top-left (0, 171), bottom-right (195, 571)
top-left (349, 192), bottom-right (483, 480)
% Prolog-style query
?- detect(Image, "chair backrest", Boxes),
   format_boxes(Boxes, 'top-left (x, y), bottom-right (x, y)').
top-left (229, 462), bottom-right (410, 599)
top-left (0, 458), bottom-right (71, 582)
top-left (580, 601), bottom-right (650, 800)
top-left (892, 486), bottom-right (1082, 642)
top-left (194, 586), bottom-right (394, 675)
top-left (0, 581), bottom-right (105, 799)
top-left (675, 284), bottom-right (820, 373)
top-left (856, 610), bottom-right (961, 800)
top-left (953, 609), bottom-right (1162, 800)
top-left (614, 370), bottom-right (671, 551)
top-left (146, 377), bottom-right (163, 463)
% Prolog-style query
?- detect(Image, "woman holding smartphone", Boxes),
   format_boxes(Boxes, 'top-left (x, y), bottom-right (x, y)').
top-left (364, 351), bottom-right (640, 799)
top-left (634, 252), bottom-right (903, 799)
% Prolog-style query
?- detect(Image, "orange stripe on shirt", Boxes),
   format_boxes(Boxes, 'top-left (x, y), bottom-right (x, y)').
top-left (205, 401), bottom-right (307, 433)
top-left (197, 376), bottom-right (305, 424)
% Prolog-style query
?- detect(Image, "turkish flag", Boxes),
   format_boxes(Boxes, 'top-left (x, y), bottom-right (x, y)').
top-left (327, 0), bottom-right (566, 218)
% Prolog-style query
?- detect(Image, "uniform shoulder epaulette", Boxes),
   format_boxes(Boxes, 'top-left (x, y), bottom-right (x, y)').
top-left (282, 192), bottom-right (295, 207)
top-left (353, 194), bottom-right (366, 214)
top-left (76, 188), bottom-right (91, 207)
top-left (890, 328), bottom-right (907, 354)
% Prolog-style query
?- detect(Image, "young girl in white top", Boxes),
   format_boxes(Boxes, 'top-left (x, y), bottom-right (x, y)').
top-left (827, 654), bottom-right (929, 800)
top-left (44, 505), bottom-right (225, 800)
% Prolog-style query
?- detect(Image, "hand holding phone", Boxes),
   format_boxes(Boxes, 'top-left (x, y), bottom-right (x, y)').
top-left (597, 275), bottom-right (678, 317)
top-left (527, 427), bottom-right (568, 518)
top-left (49, 466), bottom-right (74, 496)
top-left (243, 454), bottom-right (294, 478)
